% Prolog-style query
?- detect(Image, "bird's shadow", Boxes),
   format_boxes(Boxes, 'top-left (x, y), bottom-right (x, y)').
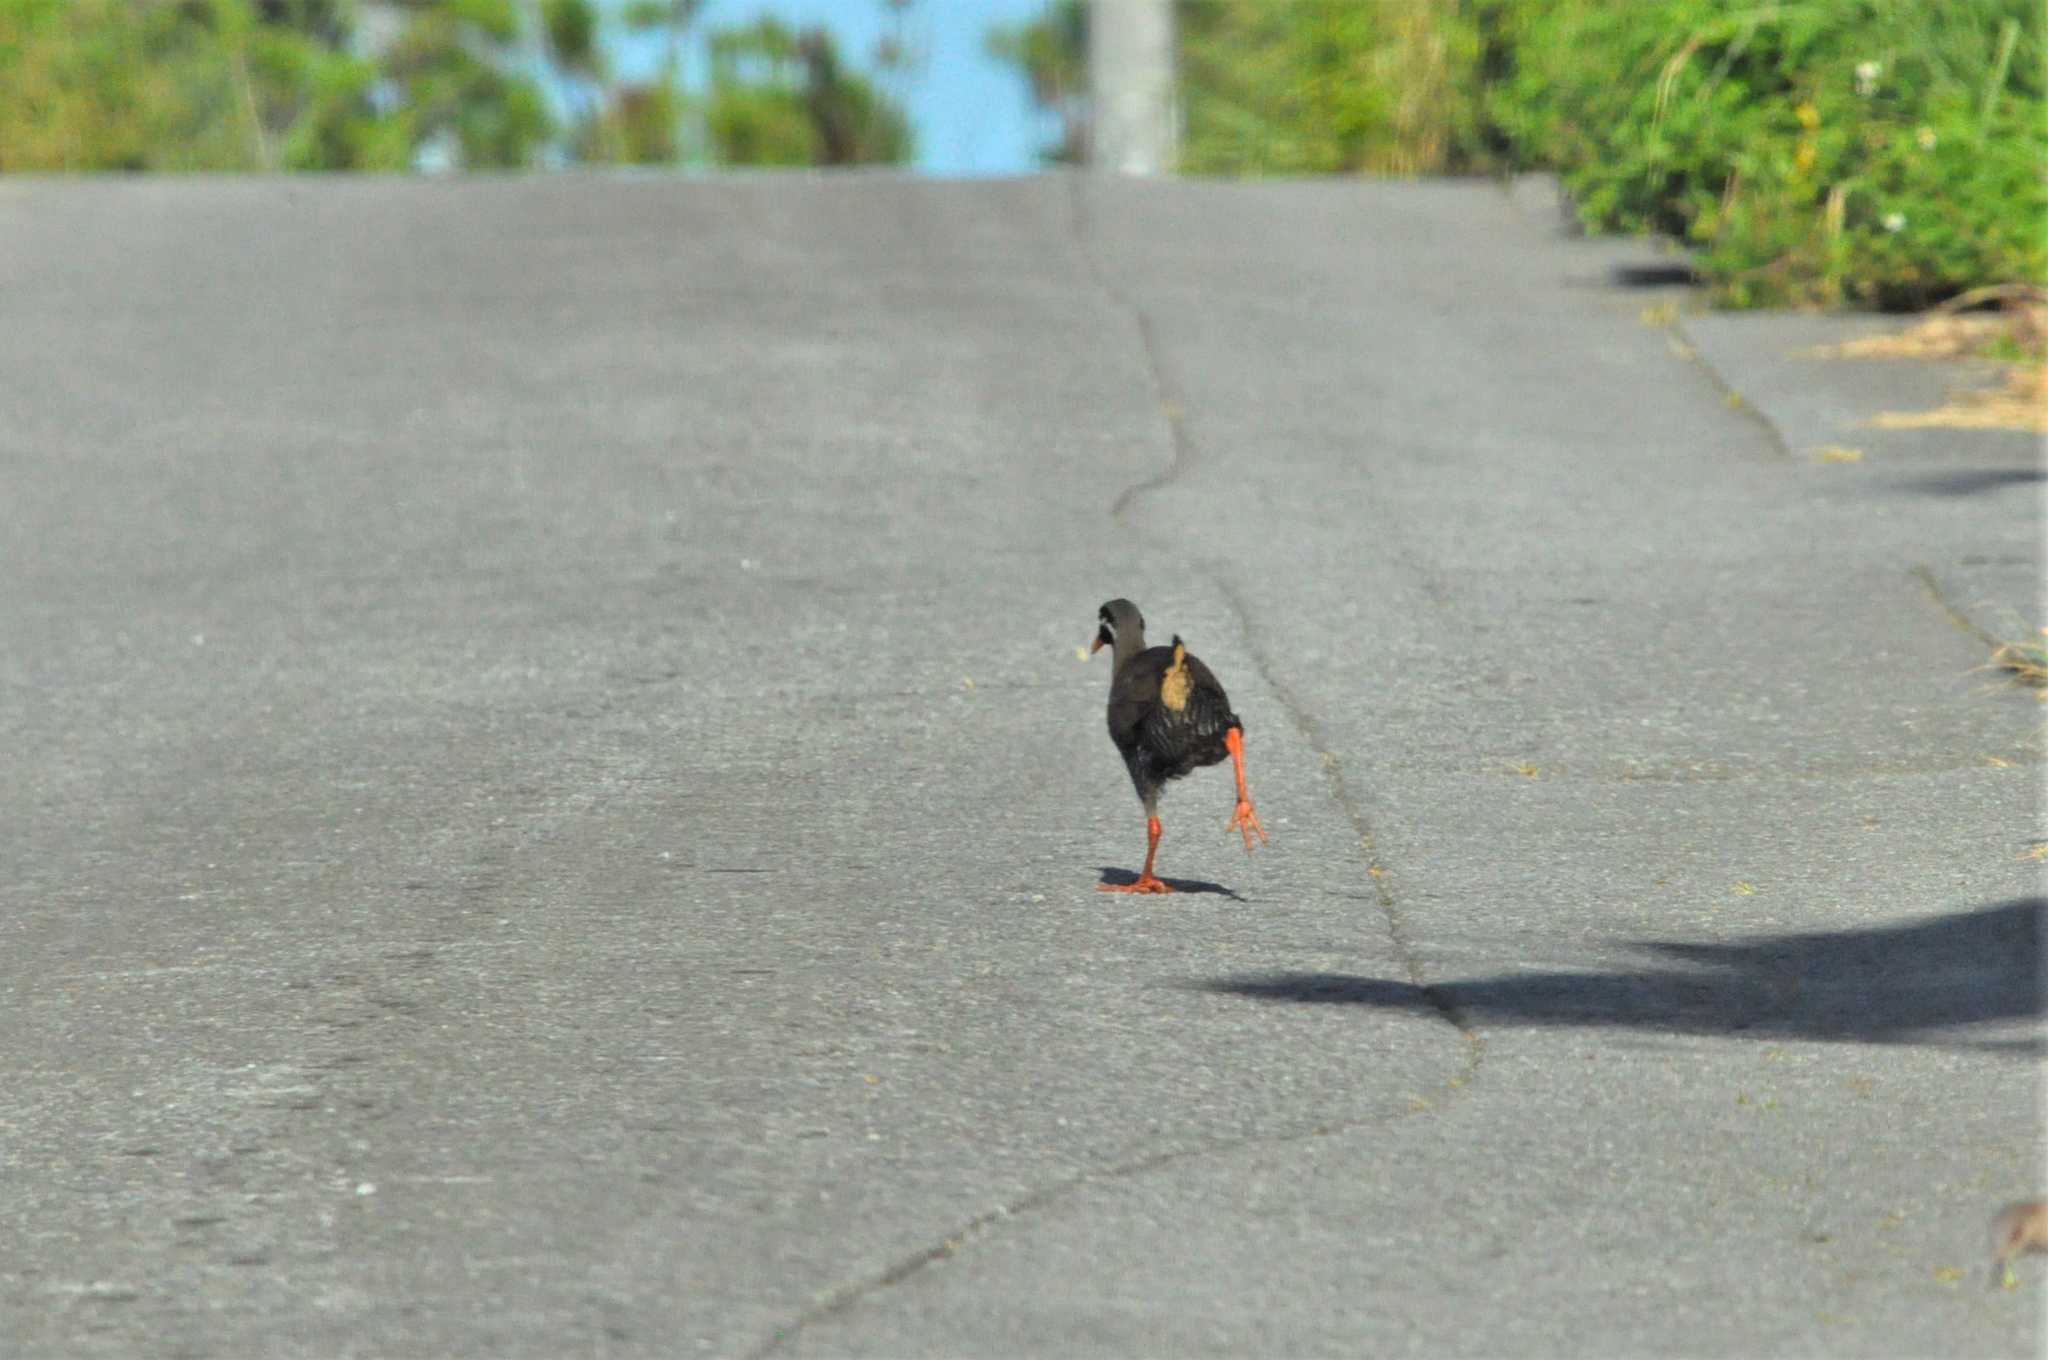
top-left (1191, 896), bottom-right (2045, 1053)
top-left (1096, 867), bottom-right (1246, 901)
top-left (1895, 467), bottom-right (2044, 497)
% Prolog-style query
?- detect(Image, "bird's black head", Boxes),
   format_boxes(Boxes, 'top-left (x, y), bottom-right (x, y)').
top-left (1091, 599), bottom-right (1145, 657)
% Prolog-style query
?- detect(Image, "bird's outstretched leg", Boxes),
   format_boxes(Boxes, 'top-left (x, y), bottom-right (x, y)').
top-left (1224, 727), bottom-right (1267, 853)
top-left (1100, 815), bottom-right (1175, 893)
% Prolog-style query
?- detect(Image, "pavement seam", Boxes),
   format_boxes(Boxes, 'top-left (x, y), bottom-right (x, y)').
top-left (1497, 171), bottom-right (1794, 463)
top-left (1656, 329), bottom-right (2042, 727)
top-left (1911, 561), bottom-right (2006, 649)
top-left (1667, 314), bottom-right (1797, 460)
top-left (1910, 562), bottom-right (2048, 726)
top-left (745, 1083), bottom-right (1477, 1358)
top-left (1063, 174), bottom-right (1198, 519)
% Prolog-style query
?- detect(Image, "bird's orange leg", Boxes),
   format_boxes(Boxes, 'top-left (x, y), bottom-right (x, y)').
top-left (1225, 728), bottom-right (1267, 853)
top-left (1100, 815), bottom-right (1175, 893)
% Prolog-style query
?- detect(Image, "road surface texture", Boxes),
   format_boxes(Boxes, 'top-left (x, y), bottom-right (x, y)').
top-left (2, 174), bottom-right (2041, 1357)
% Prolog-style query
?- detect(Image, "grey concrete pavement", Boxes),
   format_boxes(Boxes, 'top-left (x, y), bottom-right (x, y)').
top-left (1, 173), bottom-right (2040, 1358)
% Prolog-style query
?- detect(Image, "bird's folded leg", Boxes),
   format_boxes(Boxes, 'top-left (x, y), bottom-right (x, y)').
top-left (1224, 727), bottom-right (1267, 853)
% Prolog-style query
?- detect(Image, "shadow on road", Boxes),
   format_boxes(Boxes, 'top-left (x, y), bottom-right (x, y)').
top-left (1096, 867), bottom-right (1246, 900)
top-left (1193, 896), bottom-right (2044, 1051)
top-left (1609, 261), bottom-right (1702, 289)
top-left (1897, 468), bottom-right (2045, 498)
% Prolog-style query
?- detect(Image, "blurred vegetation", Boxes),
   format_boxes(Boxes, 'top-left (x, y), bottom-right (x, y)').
top-left (1177, 0), bottom-right (1501, 176)
top-left (1491, 0), bottom-right (2045, 308)
top-left (990, 0), bottom-right (2044, 309)
top-left (0, 0), bottom-right (547, 171)
top-left (705, 17), bottom-right (910, 167)
top-left (986, 0), bottom-right (1086, 165)
top-left (379, 0), bottom-right (551, 169)
top-left (0, 0), bottom-right (913, 173)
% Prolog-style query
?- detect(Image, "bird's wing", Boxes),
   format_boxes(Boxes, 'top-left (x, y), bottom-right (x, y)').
top-left (1136, 642), bottom-right (1238, 758)
top-left (1108, 648), bottom-right (1171, 752)
top-left (1144, 687), bottom-right (1235, 750)
top-left (1180, 649), bottom-right (1241, 733)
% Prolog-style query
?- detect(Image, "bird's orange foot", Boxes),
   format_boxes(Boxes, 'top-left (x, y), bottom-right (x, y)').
top-left (1228, 799), bottom-right (1268, 853)
top-left (1098, 873), bottom-right (1177, 894)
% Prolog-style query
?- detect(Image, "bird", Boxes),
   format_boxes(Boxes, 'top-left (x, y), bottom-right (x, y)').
top-left (1991, 1201), bottom-right (2048, 1289)
top-left (1089, 598), bottom-right (1266, 893)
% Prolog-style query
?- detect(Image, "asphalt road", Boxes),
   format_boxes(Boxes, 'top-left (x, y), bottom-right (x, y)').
top-left (2, 173), bottom-right (2041, 1358)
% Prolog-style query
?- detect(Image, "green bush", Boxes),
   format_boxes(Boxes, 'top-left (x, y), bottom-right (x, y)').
top-left (989, 0), bottom-right (2041, 307)
top-left (0, 1), bottom-right (909, 173)
top-left (705, 18), bottom-right (911, 167)
top-left (1491, 0), bottom-right (2046, 307)
top-left (0, 0), bottom-right (549, 172)
top-left (1177, 0), bottom-right (1499, 175)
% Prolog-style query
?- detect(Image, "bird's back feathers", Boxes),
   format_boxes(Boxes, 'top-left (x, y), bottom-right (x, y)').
top-left (1107, 635), bottom-right (1241, 804)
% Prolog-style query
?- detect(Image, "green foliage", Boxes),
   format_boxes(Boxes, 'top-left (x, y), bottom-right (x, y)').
top-left (0, 0), bottom-right (549, 172)
top-left (986, 0), bottom-right (1087, 164)
top-left (987, 0), bottom-right (1499, 174)
top-left (268, 37), bottom-right (404, 171)
top-left (986, 0), bottom-right (2042, 308)
top-left (251, 0), bottom-right (352, 48)
top-left (705, 18), bottom-right (911, 167)
top-left (542, 0), bottom-right (601, 76)
top-left (1491, 0), bottom-right (2046, 307)
top-left (1178, 0), bottom-right (1497, 175)
top-left (618, 0), bottom-right (703, 57)
top-left (707, 18), bottom-right (819, 165)
top-left (1, 0), bottom-right (250, 170)
top-left (377, 3), bottom-right (552, 169)
top-left (0, 0), bottom-right (914, 175)
top-left (440, 0), bottom-right (522, 46)
top-left (622, 1), bottom-right (699, 34)
top-left (578, 81), bottom-right (683, 165)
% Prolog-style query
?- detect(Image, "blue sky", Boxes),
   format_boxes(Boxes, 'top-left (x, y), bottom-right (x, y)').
top-left (605, 0), bottom-right (1059, 176)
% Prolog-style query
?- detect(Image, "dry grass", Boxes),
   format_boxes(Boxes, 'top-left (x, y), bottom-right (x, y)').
top-left (1803, 286), bottom-right (2048, 430)
top-left (1990, 632), bottom-right (2048, 691)
top-left (1809, 285), bottom-right (2048, 360)
top-left (1867, 364), bottom-right (2048, 433)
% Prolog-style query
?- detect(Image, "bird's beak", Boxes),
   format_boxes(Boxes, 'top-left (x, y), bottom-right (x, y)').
top-left (1089, 634), bottom-right (1104, 654)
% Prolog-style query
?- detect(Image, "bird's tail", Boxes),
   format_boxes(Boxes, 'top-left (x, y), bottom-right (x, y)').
top-left (1160, 637), bottom-right (1191, 711)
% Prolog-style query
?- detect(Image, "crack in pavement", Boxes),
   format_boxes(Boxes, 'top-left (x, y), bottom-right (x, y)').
top-left (1912, 561), bottom-right (2010, 650)
top-left (1666, 314), bottom-right (1797, 461)
top-left (1214, 575), bottom-right (1484, 1047)
top-left (1654, 295), bottom-right (2033, 719)
top-left (746, 174), bottom-right (1483, 1357)
top-left (1064, 169), bottom-right (1477, 1050)
top-left (744, 1076), bottom-right (1478, 1359)
top-left (1614, 321), bottom-right (2037, 747)
top-left (1063, 174), bottom-right (1198, 522)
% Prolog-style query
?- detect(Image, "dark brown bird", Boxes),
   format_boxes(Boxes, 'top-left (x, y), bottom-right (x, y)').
top-left (1090, 599), bottom-right (1266, 893)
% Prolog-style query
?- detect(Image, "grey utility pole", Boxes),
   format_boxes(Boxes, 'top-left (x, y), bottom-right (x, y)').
top-left (1088, 0), bottom-right (1177, 175)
